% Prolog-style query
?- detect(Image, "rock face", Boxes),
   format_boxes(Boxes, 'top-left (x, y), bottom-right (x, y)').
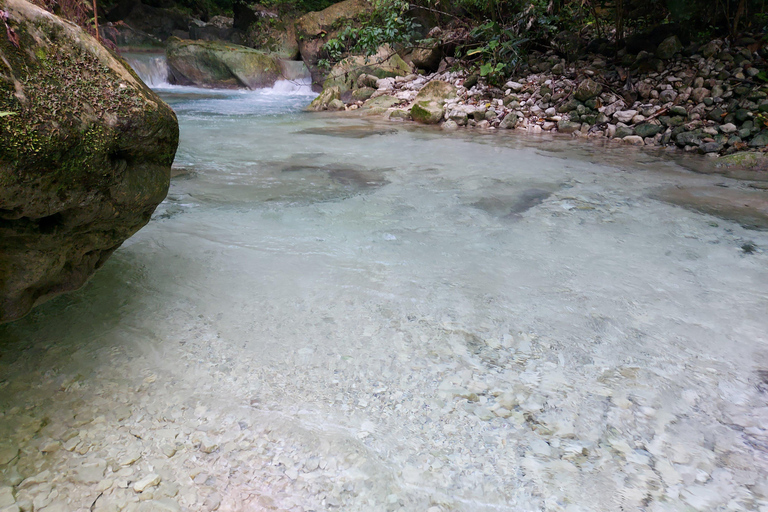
top-left (0, 0), bottom-right (179, 323)
top-left (295, 0), bottom-right (373, 90)
top-left (324, 45), bottom-right (410, 93)
top-left (166, 38), bottom-right (282, 89)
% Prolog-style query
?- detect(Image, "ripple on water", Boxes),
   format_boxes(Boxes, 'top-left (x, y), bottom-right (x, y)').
top-left (2, 86), bottom-right (768, 512)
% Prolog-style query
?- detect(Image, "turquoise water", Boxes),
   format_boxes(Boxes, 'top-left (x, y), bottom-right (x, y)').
top-left (1, 60), bottom-right (767, 512)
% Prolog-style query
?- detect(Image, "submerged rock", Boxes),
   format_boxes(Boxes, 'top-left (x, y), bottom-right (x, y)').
top-left (0, 0), bottom-right (179, 323)
top-left (166, 38), bottom-right (282, 89)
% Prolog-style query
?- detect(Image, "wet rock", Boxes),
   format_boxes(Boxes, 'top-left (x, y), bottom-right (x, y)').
top-left (166, 38), bottom-right (282, 89)
top-left (442, 120), bottom-right (459, 131)
top-left (361, 95), bottom-right (401, 115)
top-left (635, 123), bottom-right (663, 138)
top-left (499, 113), bottom-right (519, 129)
top-left (352, 87), bottom-right (375, 102)
top-left (699, 141), bottom-right (723, 153)
top-left (410, 102), bottom-right (444, 124)
top-left (574, 79), bottom-right (603, 102)
top-left (557, 119), bottom-right (582, 134)
top-left (623, 135), bottom-right (645, 145)
top-left (0, 0), bottom-right (178, 323)
top-left (306, 86), bottom-right (341, 111)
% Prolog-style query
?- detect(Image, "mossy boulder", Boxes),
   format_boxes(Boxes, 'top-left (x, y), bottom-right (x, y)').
top-left (295, 0), bottom-right (373, 90)
top-left (414, 80), bottom-right (457, 103)
top-left (360, 94), bottom-right (400, 115)
top-left (166, 37), bottom-right (282, 89)
top-left (410, 101), bottom-right (444, 124)
top-left (306, 86), bottom-right (341, 111)
top-left (323, 45), bottom-right (410, 93)
top-left (0, 0), bottom-right (179, 323)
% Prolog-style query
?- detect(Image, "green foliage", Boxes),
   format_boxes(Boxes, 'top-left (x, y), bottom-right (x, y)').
top-left (462, 21), bottom-right (527, 85)
top-left (319, 0), bottom-right (420, 69)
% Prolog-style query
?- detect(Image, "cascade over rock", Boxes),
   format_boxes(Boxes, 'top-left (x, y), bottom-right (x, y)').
top-left (0, 0), bottom-right (179, 323)
top-left (166, 37), bottom-right (284, 89)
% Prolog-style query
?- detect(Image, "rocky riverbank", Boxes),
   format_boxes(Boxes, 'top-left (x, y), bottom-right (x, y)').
top-left (309, 33), bottom-right (768, 174)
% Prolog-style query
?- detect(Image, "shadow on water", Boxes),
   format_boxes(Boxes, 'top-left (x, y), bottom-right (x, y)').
top-left (0, 251), bottom-right (152, 363)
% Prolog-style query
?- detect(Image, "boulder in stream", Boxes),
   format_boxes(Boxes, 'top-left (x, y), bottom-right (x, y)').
top-left (166, 37), bottom-right (283, 89)
top-left (0, 0), bottom-right (179, 323)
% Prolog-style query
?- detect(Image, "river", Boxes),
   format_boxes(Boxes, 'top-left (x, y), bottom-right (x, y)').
top-left (0, 54), bottom-right (766, 512)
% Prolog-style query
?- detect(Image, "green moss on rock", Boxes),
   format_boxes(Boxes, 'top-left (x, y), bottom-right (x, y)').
top-left (0, 0), bottom-right (179, 323)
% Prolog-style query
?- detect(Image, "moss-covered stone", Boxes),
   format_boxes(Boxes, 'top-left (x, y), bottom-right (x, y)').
top-left (323, 45), bottom-right (410, 93)
top-left (410, 101), bottom-right (444, 124)
top-left (0, 0), bottom-right (179, 323)
top-left (166, 37), bottom-right (282, 89)
top-left (295, 0), bottom-right (373, 90)
top-left (306, 86), bottom-right (341, 111)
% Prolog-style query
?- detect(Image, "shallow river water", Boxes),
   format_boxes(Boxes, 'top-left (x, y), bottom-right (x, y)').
top-left (1, 59), bottom-right (767, 512)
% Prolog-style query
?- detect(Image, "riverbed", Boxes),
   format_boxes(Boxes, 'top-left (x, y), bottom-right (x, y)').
top-left (0, 57), bottom-right (767, 512)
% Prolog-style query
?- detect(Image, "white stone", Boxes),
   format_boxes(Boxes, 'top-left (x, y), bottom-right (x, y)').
top-left (614, 110), bottom-right (638, 123)
top-left (134, 474), bottom-right (161, 493)
top-left (0, 487), bottom-right (15, 508)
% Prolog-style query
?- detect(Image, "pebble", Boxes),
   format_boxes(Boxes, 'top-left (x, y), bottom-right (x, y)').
top-left (133, 474), bottom-right (161, 493)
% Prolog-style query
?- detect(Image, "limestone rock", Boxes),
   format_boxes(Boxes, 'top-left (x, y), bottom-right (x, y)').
top-left (411, 39), bottom-right (442, 72)
top-left (414, 80), bottom-right (457, 103)
top-left (410, 102), bottom-right (444, 124)
top-left (656, 36), bottom-right (683, 60)
top-left (499, 113), bottom-right (519, 129)
top-left (166, 38), bottom-right (282, 89)
top-left (306, 86), bottom-right (341, 111)
top-left (133, 474), bottom-right (162, 493)
top-left (574, 79), bottom-right (602, 102)
top-left (0, 0), bottom-right (178, 323)
top-left (360, 95), bottom-right (401, 115)
top-left (324, 45), bottom-right (410, 93)
top-left (295, 0), bottom-right (374, 89)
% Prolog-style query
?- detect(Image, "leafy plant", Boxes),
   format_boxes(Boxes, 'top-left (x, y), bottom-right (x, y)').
top-left (319, 0), bottom-right (420, 68)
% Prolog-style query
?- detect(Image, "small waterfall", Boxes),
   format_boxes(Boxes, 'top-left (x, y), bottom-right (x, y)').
top-left (124, 53), bottom-right (170, 88)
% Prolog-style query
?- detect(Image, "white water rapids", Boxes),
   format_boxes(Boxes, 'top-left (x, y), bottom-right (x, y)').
top-left (0, 55), bottom-right (766, 512)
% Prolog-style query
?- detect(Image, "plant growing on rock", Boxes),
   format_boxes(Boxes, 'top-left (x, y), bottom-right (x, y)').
top-left (319, 0), bottom-right (420, 69)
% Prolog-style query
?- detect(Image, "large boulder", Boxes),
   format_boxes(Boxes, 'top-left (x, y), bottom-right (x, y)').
top-left (323, 45), bottom-right (410, 93)
top-left (106, 2), bottom-right (191, 42)
top-left (0, 0), bottom-right (179, 323)
top-left (166, 37), bottom-right (282, 89)
top-left (295, 0), bottom-right (373, 90)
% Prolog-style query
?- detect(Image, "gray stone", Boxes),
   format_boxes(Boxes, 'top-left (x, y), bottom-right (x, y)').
top-left (623, 135), bottom-right (645, 145)
top-left (720, 123), bottom-right (738, 134)
top-left (657, 35), bottom-right (683, 59)
top-left (614, 110), bottom-right (638, 123)
top-left (499, 113), bottom-right (519, 129)
top-left (699, 142), bottom-right (723, 153)
top-left (659, 89), bottom-right (678, 103)
top-left (635, 123), bottom-right (663, 138)
top-left (615, 125), bottom-right (635, 138)
top-left (327, 98), bottom-right (346, 111)
top-left (410, 101), bottom-right (444, 124)
top-left (574, 79), bottom-right (603, 102)
top-left (749, 131), bottom-right (768, 147)
top-left (0, 487), bottom-right (15, 508)
top-left (676, 130), bottom-right (703, 146)
top-left (557, 119), bottom-right (582, 134)
top-left (442, 120), bottom-right (459, 131)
